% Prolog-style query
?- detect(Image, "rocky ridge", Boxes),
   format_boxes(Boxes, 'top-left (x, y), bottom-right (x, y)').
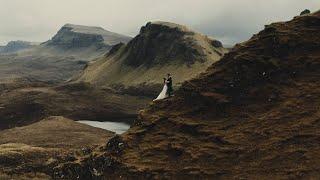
top-left (44, 24), bottom-right (131, 50)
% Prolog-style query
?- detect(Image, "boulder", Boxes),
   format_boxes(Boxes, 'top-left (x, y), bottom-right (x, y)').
top-left (300, 9), bottom-right (311, 16)
top-left (211, 39), bottom-right (223, 48)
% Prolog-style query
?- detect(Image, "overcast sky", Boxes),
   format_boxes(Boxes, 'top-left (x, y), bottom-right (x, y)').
top-left (0, 0), bottom-right (319, 45)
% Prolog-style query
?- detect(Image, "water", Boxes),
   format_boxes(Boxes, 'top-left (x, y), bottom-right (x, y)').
top-left (77, 120), bottom-right (130, 134)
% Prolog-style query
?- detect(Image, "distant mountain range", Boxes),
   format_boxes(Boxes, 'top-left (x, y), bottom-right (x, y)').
top-left (0, 24), bottom-right (131, 84)
top-left (0, 41), bottom-right (39, 54)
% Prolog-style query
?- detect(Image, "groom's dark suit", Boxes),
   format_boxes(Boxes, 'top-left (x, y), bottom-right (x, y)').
top-left (167, 76), bottom-right (173, 96)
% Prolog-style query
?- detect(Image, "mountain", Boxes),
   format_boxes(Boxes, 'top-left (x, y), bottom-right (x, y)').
top-left (20, 24), bottom-right (131, 61)
top-left (46, 24), bottom-right (131, 47)
top-left (0, 24), bottom-right (131, 84)
top-left (40, 24), bottom-right (131, 59)
top-left (55, 11), bottom-right (320, 179)
top-left (76, 21), bottom-right (227, 96)
top-left (0, 41), bottom-right (38, 54)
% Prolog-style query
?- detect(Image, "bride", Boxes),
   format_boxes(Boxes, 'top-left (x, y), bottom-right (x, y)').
top-left (153, 78), bottom-right (169, 101)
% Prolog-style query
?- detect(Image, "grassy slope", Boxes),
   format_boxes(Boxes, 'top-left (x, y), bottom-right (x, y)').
top-left (0, 116), bottom-right (114, 176)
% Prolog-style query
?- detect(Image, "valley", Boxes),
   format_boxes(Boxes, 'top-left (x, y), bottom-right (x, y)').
top-left (0, 21), bottom-right (227, 130)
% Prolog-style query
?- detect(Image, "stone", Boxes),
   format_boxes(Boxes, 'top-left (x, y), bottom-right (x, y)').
top-left (106, 135), bottom-right (126, 154)
top-left (300, 9), bottom-right (311, 16)
top-left (211, 39), bottom-right (223, 48)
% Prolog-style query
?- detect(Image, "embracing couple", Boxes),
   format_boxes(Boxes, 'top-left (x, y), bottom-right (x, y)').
top-left (154, 73), bottom-right (173, 101)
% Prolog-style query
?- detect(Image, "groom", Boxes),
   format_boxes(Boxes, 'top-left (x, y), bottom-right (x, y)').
top-left (166, 73), bottom-right (173, 96)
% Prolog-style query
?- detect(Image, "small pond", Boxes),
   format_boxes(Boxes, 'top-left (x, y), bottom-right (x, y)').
top-left (77, 120), bottom-right (130, 134)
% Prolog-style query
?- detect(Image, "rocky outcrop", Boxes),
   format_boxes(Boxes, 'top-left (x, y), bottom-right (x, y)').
top-left (300, 9), bottom-right (311, 15)
top-left (122, 21), bottom-right (223, 66)
top-left (44, 24), bottom-right (131, 50)
top-left (57, 11), bottom-right (320, 179)
top-left (45, 26), bottom-right (106, 49)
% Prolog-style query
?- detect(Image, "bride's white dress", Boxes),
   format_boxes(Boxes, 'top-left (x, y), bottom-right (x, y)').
top-left (154, 83), bottom-right (168, 101)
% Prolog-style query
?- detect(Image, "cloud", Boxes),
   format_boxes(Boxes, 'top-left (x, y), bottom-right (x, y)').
top-left (0, 0), bottom-right (319, 45)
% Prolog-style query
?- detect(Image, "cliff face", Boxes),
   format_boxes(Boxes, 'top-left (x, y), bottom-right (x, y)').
top-left (76, 21), bottom-right (227, 96)
top-left (56, 11), bottom-right (320, 179)
top-left (45, 26), bottom-right (106, 49)
top-left (123, 21), bottom-right (224, 66)
top-left (44, 24), bottom-right (131, 50)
